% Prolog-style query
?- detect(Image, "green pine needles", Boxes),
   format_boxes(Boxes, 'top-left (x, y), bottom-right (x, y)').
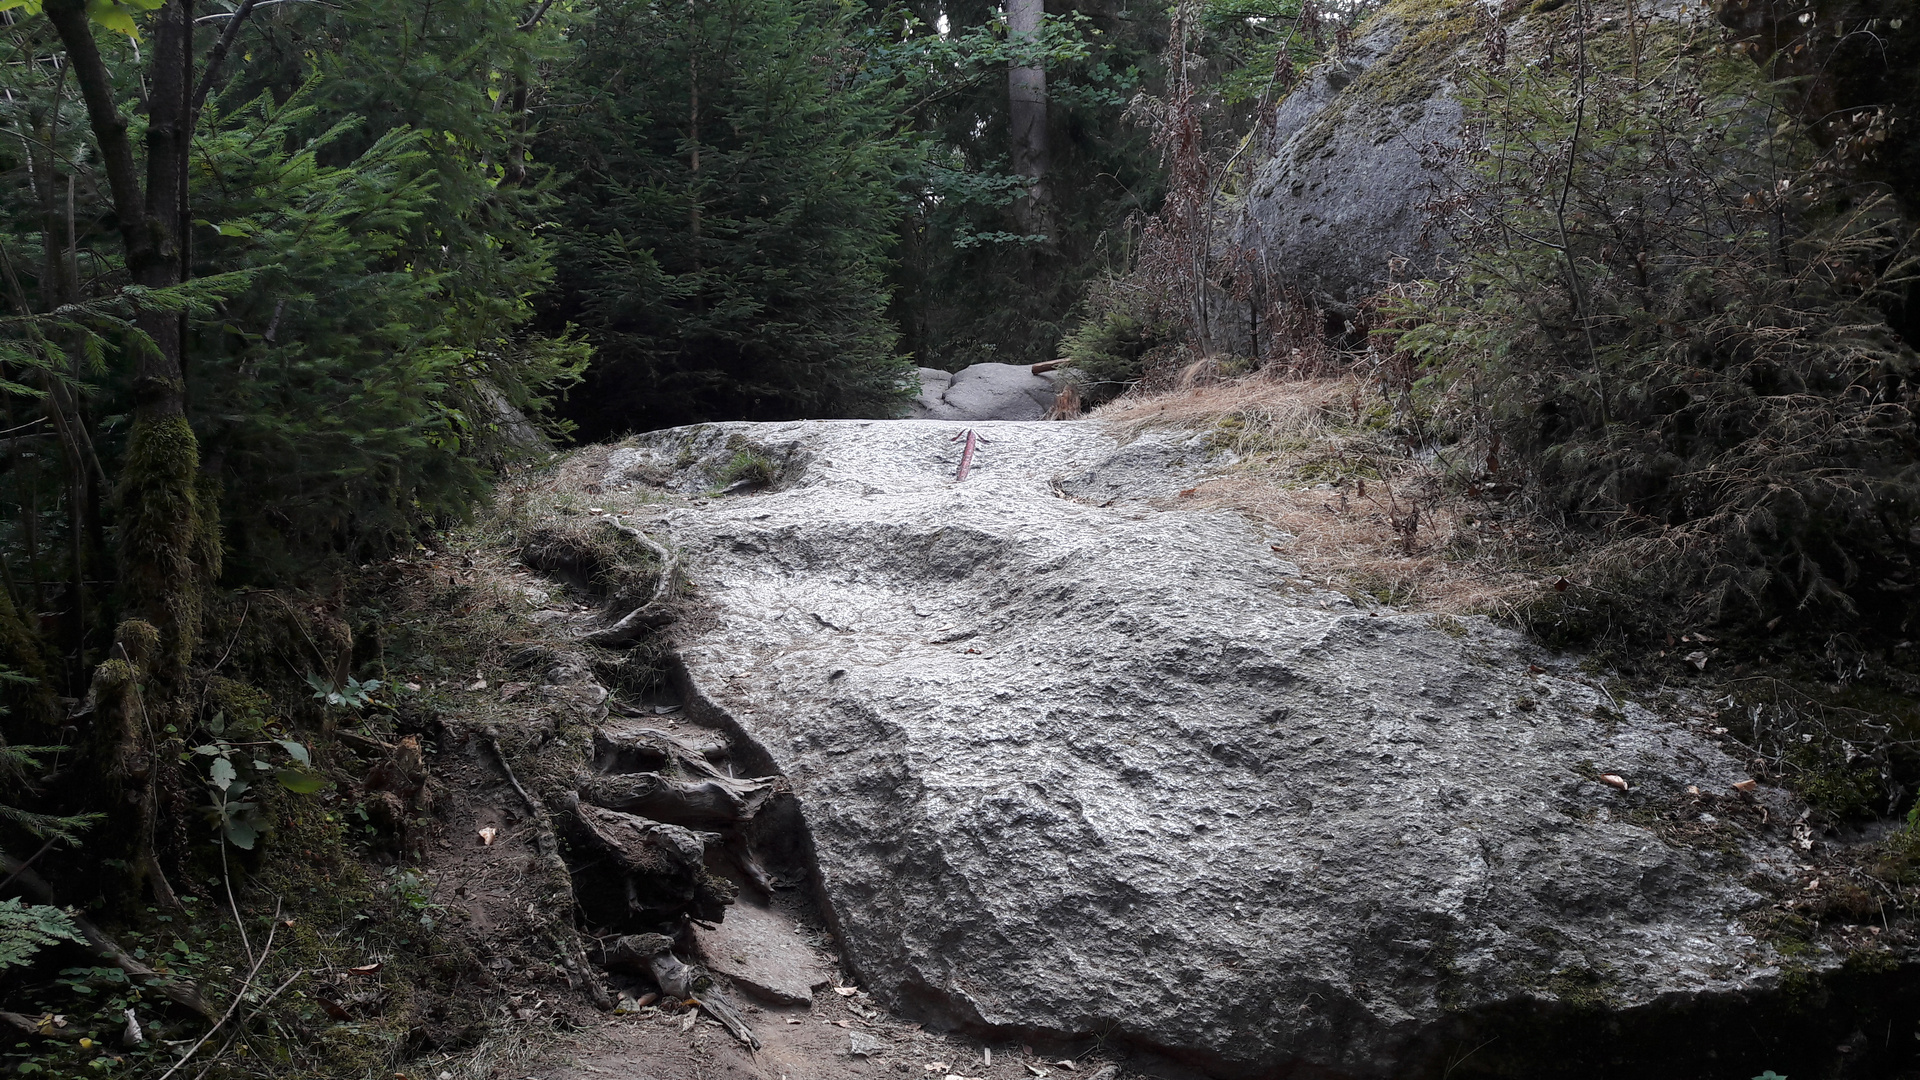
top-left (1388, 6), bottom-right (1920, 641)
top-left (539, 0), bottom-right (917, 438)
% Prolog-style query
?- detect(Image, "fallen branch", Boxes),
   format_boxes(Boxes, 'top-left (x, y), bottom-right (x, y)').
top-left (481, 728), bottom-right (614, 1011)
top-left (153, 901), bottom-right (282, 1080)
top-left (0, 1011), bottom-right (84, 1040)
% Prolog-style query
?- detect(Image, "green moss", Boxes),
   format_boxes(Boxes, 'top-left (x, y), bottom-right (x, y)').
top-left (116, 415), bottom-right (205, 689)
top-left (1545, 965), bottom-right (1618, 1011)
top-left (1291, 0), bottom-right (1482, 161)
top-left (0, 584), bottom-right (60, 734)
top-left (204, 675), bottom-right (276, 738)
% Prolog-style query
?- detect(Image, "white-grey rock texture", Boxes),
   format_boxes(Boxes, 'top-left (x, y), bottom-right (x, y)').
top-left (592, 418), bottom-right (1905, 1078)
top-left (912, 363), bottom-right (1061, 420)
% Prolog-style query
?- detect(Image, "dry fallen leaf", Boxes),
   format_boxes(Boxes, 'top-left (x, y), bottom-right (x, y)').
top-left (679, 1012), bottom-right (698, 1033)
top-left (1733, 779), bottom-right (1759, 793)
top-left (1057, 1062), bottom-right (1077, 1070)
top-left (635, 992), bottom-right (658, 1008)
top-left (1686, 785), bottom-right (1701, 797)
top-left (1600, 774), bottom-right (1629, 791)
top-left (1685, 650), bottom-right (1709, 671)
top-left (834, 986), bottom-right (859, 997)
top-left (478, 826), bottom-right (498, 846)
top-left (1026, 1067), bottom-right (1051, 1078)
top-left (465, 679), bottom-right (488, 691)
top-left (348, 963), bottom-right (382, 977)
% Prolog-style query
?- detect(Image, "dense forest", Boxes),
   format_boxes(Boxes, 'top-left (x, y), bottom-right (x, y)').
top-left (1, 0), bottom-right (1918, 1072)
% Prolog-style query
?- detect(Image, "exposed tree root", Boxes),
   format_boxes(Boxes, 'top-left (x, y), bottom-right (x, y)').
top-left (579, 520), bottom-right (680, 647)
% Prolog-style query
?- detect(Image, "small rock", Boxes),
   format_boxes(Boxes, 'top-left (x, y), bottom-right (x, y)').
top-left (693, 898), bottom-right (830, 1007)
top-left (850, 1031), bottom-right (884, 1057)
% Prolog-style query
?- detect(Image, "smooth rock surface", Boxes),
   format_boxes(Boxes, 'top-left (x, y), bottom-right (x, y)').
top-left (600, 419), bottom-right (1837, 1076)
top-left (911, 363), bottom-right (1060, 420)
top-left (693, 896), bottom-right (831, 1007)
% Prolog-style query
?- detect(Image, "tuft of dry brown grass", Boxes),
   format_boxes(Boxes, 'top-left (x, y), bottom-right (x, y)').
top-left (1095, 367), bottom-right (1571, 615)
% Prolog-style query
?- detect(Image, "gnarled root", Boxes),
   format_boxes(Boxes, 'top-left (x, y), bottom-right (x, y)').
top-left (578, 771), bottom-right (783, 832)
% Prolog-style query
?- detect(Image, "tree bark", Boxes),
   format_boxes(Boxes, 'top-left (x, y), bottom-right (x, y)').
top-left (44, 0), bottom-right (209, 697)
top-left (1006, 0), bottom-right (1053, 239)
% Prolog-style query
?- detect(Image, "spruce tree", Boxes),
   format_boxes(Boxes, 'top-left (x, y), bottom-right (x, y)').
top-left (537, 0), bottom-right (916, 438)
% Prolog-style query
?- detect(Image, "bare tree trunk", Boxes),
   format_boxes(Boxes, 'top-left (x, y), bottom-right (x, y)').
top-left (1007, 0), bottom-right (1053, 239)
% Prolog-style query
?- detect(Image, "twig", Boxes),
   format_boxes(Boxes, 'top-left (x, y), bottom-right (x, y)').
top-left (220, 839), bottom-right (254, 968)
top-left (481, 728), bottom-right (540, 820)
top-left (152, 899), bottom-right (281, 1080)
top-left (186, 968), bottom-right (304, 1080)
top-left (0, 837), bottom-right (58, 894)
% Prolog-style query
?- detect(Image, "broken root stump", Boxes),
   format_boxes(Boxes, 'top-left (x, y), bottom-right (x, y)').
top-left (560, 796), bottom-right (735, 924)
top-left (599, 934), bottom-right (760, 1050)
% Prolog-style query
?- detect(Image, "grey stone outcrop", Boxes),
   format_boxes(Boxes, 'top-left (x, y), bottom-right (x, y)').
top-left (1233, 14), bottom-right (1462, 302)
top-left (911, 363), bottom-right (1061, 420)
top-left (588, 418), bottom-right (1904, 1077)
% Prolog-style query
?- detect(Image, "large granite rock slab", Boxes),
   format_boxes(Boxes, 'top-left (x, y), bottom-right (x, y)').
top-left (596, 419), bottom-right (1910, 1077)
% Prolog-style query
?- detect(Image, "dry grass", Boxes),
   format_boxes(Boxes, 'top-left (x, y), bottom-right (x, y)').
top-left (1096, 365), bottom-right (1571, 615)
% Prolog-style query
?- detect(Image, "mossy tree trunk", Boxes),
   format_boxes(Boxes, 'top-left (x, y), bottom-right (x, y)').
top-left (43, 0), bottom-right (217, 707)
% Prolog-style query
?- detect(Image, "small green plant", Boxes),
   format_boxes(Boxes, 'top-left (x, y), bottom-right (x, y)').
top-left (715, 450), bottom-right (776, 489)
top-left (308, 671), bottom-right (383, 710)
top-left (1060, 308), bottom-right (1172, 404)
top-left (190, 711), bottom-right (325, 849)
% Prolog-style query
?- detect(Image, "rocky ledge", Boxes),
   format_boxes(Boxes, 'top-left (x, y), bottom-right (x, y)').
top-left (592, 418), bottom-right (1917, 1079)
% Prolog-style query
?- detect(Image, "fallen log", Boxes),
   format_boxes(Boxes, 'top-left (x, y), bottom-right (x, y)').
top-left (0, 854), bottom-right (216, 1021)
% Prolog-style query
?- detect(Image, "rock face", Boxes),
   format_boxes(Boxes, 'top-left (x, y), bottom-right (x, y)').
top-left (912, 363), bottom-right (1060, 420)
top-left (1234, 0), bottom-right (1705, 305)
top-left (597, 419), bottom-right (1912, 1077)
top-left (1234, 7), bottom-right (1464, 302)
